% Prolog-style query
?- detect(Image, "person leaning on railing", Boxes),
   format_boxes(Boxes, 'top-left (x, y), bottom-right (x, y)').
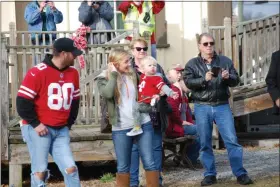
top-left (24, 0), bottom-right (63, 45)
top-left (78, 0), bottom-right (114, 44)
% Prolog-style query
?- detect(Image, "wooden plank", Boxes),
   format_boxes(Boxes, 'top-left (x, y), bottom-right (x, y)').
top-left (9, 140), bottom-right (115, 164)
top-left (242, 25), bottom-right (248, 85)
top-left (9, 164), bottom-right (22, 187)
top-left (232, 82), bottom-right (267, 95)
top-left (233, 93), bottom-right (273, 117)
top-left (233, 87), bottom-right (267, 101)
top-left (224, 17), bottom-right (232, 60)
top-left (9, 127), bottom-right (112, 144)
top-left (9, 22), bottom-right (18, 117)
top-left (1, 36), bottom-right (9, 161)
top-left (256, 21), bottom-right (260, 82)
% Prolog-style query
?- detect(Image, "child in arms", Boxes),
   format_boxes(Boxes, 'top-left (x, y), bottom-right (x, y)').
top-left (127, 56), bottom-right (178, 136)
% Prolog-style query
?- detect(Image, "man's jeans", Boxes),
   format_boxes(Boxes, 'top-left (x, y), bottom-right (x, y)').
top-left (112, 122), bottom-right (157, 174)
top-left (194, 103), bottom-right (247, 177)
top-left (20, 125), bottom-right (80, 187)
top-left (183, 125), bottom-right (200, 163)
top-left (130, 127), bottom-right (162, 186)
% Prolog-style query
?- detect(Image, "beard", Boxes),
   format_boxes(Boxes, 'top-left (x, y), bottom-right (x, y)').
top-left (69, 60), bottom-right (75, 66)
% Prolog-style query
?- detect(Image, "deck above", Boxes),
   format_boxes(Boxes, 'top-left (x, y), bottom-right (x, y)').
top-left (232, 82), bottom-right (272, 117)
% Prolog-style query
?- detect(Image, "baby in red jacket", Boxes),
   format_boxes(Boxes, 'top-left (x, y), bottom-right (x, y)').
top-left (127, 56), bottom-right (178, 136)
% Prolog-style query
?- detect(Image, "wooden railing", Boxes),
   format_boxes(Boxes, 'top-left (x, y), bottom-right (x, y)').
top-left (1, 22), bottom-right (148, 125)
top-left (235, 14), bottom-right (279, 86)
top-left (205, 14), bottom-right (279, 87)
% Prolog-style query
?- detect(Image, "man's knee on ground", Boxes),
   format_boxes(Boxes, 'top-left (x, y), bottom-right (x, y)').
top-left (65, 166), bottom-right (78, 174)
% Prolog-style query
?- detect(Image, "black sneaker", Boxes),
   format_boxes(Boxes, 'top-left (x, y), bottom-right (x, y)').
top-left (201, 175), bottom-right (217, 186)
top-left (237, 174), bottom-right (253, 185)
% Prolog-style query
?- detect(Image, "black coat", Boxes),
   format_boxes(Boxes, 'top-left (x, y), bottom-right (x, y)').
top-left (265, 50), bottom-right (280, 115)
top-left (183, 54), bottom-right (239, 105)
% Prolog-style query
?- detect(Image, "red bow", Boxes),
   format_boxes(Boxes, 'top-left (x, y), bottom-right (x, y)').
top-left (72, 25), bottom-right (91, 69)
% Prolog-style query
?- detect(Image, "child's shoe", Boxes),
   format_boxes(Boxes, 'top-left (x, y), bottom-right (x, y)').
top-left (150, 98), bottom-right (157, 106)
top-left (126, 126), bottom-right (143, 136)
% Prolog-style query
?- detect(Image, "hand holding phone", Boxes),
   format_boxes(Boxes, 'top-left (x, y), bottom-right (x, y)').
top-left (205, 71), bottom-right (213, 81)
top-left (211, 66), bottom-right (221, 77)
top-left (221, 68), bottom-right (229, 79)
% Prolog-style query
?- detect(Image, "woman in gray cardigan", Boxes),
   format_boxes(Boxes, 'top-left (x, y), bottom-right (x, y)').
top-left (78, 0), bottom-right (114, 44)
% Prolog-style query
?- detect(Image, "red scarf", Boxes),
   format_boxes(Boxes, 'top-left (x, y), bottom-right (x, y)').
top-left (72, 25), bottom-right (91, 69)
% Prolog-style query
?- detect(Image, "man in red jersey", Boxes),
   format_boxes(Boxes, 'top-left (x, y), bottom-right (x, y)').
top-left (16, 38), bottom-right (82, 187)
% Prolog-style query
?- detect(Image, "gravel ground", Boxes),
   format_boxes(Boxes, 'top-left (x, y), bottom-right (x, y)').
top-left (3, 147), bottom-right (278, 187)
top-left (43, 147), bottom-right (280, 187)
top-left (162, 147), bottom-right (279, 186)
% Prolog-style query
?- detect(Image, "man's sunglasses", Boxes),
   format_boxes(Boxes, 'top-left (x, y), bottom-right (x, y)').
top-left (201, 42), bottom-right (215, 47)
top-left (134, 47), bottom-right (148, 52)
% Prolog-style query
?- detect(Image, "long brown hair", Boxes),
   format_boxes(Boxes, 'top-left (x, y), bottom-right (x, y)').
top-left (107, 48), bottom-right (136, 104)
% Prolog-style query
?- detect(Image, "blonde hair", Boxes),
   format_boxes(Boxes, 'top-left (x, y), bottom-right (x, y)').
top-left (107, 48), bottom-right (136, 104)
top-left (130, 37), bottom-right (148, 49)
top-left (140, 56), bottom-right (157, 69)
top-left (108, 48), bottom-right (130, 67)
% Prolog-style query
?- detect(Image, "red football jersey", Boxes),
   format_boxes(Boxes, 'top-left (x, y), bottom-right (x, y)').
top-left (18, 63), bottom-right (80, 127)
top-left (138, 74), bottom-right (165, 104)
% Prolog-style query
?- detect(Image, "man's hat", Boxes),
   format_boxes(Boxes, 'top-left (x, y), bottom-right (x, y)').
top-left (53, 38), bottom-right (83, 57)
top-left (171, 63), bottom-right (184, 71)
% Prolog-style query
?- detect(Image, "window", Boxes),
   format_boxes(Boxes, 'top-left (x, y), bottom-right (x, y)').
top-left (232, 1), bottom-right (279, 22)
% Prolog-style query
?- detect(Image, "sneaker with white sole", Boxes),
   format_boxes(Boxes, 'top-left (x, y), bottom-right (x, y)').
top-left (126, 126), bottom-right (143, 136)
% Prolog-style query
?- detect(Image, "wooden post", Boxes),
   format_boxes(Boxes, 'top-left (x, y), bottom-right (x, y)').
top-left (223, 17), bottom-right (235, 111)
top-left (202, 18), bottom-right (209, 33)
top-left (9, 164), bottom-right (23, 187)
top-left (224, 17), bottom-right (232, 60)
top-left (9, 22), bottom-right (18, 117)
top-left (1, 35), bottom-right (9, 161)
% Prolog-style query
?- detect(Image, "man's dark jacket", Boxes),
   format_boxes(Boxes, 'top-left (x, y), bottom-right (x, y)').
top-left (265, 50), bottom-right (280, 115)
top-left (183, 53), bottom-right (239, 105)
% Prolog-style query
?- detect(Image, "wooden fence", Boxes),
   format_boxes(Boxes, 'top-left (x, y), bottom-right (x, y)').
top-left (1, 22), bottom-right (152, 161)
top-left (205, 14), bottom-right (279, 87)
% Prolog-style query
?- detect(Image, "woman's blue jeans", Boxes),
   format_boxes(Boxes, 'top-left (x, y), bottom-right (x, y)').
top-left (112, 121), bottom-right (157, 174)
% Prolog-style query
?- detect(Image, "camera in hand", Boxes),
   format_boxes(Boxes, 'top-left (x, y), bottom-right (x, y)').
top-left (211, 66), bottom-right (221, 77)
top-left (143, 12), bottom-right (151, 23)
top-left (92, 1), bottom-right (101, 6)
